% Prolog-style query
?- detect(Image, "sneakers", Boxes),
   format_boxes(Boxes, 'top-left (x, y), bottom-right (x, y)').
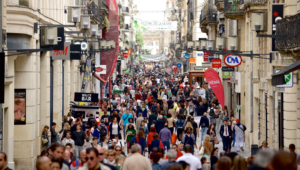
top-left (240, 147), bottom-right (244, 151)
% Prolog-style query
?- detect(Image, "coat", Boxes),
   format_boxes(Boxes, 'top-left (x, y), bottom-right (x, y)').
top-left (219, 125), bottom-right (232, 138)
top-left (122, 153), bottom-right (152, 170)
top-left (196, 105), bottom-right (206, 116)
top-left (78, 163), bottom-right (111, 170)
top-left (155, 119), bottom-right (165, 134)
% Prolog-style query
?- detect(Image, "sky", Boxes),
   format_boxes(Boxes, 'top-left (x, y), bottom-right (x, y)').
top-left (134, 0), bottom-right (168, 21)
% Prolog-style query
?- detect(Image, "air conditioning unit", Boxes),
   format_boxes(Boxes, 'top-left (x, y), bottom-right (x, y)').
top-left (80, 15), bottom-right (90, 29)
top-left (40, 26), bottom-right (58, 46)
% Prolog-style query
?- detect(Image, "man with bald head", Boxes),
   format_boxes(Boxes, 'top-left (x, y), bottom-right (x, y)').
top-left (96, 146), bottom-right (117, 170)
top-left (63, 150), bottom-right (71, 165)
top-left (36, 156), bottom-right (51, 170)
top-left (70, 150), bottom-right (86, 170)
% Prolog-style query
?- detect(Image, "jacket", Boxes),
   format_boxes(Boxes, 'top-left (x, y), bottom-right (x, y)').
top-left (196, 105), bottom-right (206, 116)
top-left (233, 123), bottom-right (246, 137)
top-left (78, 163), bottom-right (111, 170)
top-left (219, 125), bottom-right (232, 138)
top-left (199, 116), bottom-right (209, 128)
top-left (109, 123), bottom-right (121, 138)
top-left (155, 119), bottom-right (165, 134)
top-left (50, 127), bottom-right (57, 143)
top-left (122, 153), bottom-right (152, 170)
top-left (137, 107), bottom-right (148, 118)
top-left (61, 138), bottom-right (75, 150)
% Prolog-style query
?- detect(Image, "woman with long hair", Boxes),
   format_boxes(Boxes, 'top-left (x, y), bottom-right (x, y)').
top-left (179, 103), bottom-right (187, 118)
top-left (130, 130), bottom-right (146, 155)
top-left (222, 106), bottom-right (229, 123)
top-left (210, 147), bottom-right (219, 169)
top-left (147, 126), bottom-right (157, 151)
top-left (106, 149), bottom-right (116, 166)
top-left (125, 123), bottom-right (136, 151)
top-left (182, 127), bottom-right (197, 154)
top-left (232, 155), bottom-right (247, 170)
top-left (61, 122), bottom-right (70, 139)
top-left (199, 135), bottom-right (213, 160)
top-left (109, 117), bottom-right (121, 139)
top-left (201, 157), bottom-right (211, 170)
top-left (176, 114), bottom-right (185, 141)
top-left (41, 125), bottom-right (50, 149)
top-left (207, 124), bottom-right (216, 148)
top-left (203, 98), bottom-right (208, 111)
top-left (167, 113), bottom-right (175, 135)
top-left (197, 96), bottom-right (203, 106)
top-left (106, 100), bottom-right (112, 112)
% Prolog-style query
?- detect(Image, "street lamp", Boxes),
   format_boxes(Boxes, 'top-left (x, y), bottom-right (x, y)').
top-left (97, 28), bottom-right (102, 39)
top-left (91, 24), bottom-right (98, 36)
top-left (194, 41), bottom-right (200, 51)
top-left (251, 12), bottom-right (267, 32)
top-left (200, 40), bottom-right (207, 50)
top-left (41, 26), bottom-right (58, 46)
top-left (68, 7), bottom-right (81, 23)
top-left (81, 15), bottom-right (91, 29)
top-left (207, 40), bottom-right (214, 51)
top-left (216, 37), bottom-right (225, 51)
top-left (100, 40), bottom-right (107, 50)
top-left (187, 41), bottom-right (193, 49)
top-left (227, 36), bottom-right (238, 51)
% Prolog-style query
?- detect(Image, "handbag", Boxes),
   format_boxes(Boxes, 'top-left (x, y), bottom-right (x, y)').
top-left (172, 133), bottom-right (177, 144)
top-left (159, 140), bottom-right (165, 150)
top-left (199, 141), bottom-right (205, 155)
top-left (42, 136), bottom-right (48, 145)
top-left (214, 136), bottom-right (219, 144)
top-left (190, 91), bottom-right (195, 96)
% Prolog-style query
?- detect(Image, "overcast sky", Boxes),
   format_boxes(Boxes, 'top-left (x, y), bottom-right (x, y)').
top-left (134, 0), bottom-right (168, 21)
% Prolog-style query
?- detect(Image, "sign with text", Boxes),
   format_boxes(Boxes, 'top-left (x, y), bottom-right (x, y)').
top-left (205, 68), bottom-right (225, 107)
top-left (222, 71), bottom-right (231, 80)
top-left (95, 65), bottom-right (107, 74)
top-left (74, 92), bottom-right (99, 102)
top-left (272, 4), bottom-right (284, 51)
top-left (51, 42), bottom-right (81, 60)
top-left (189, 58), bottom-right (195, 64)
top-left (222, 67), bottom-right (234, 72)
top-left (276, 70), bottom-right (293, 88)
top-left (223, 54), bottom-right (242, 67)
top-left (14, 89), bottom-right (26, 125)
top-left (212, 59), bottom-right (222, 68)
top-left (134, 20), bottom-right (178, 30)
top-left (204, 52), bottom-right (209, 61)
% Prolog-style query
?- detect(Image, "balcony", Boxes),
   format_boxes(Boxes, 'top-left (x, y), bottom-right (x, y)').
top-left (200, 4), bottom-right (208, 33)
top-left (241, 0), bottom-right (268, 11)
top-left (275, 13), bottom-right (300, 51)
top-left (215, 0), bottom-right (224, 11)
top-left (224, 0), bottom-right (245, 19)
top-left (207, 8), bottom-right (219, 25)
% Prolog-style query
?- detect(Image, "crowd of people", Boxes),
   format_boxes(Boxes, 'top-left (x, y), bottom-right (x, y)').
top-left (32, 64), bottom-right (300, 170)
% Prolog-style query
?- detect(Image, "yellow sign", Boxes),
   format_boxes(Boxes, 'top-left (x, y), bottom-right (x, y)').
top-left (79, 102), bottom-right (85, 105)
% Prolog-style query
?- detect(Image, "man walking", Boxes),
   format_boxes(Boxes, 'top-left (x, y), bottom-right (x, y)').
top-left (177, 145), bottom-right (202, 170)
top-left (233, 119), bottom-right (246, 152)
top-left (159, 123), bottom-right (172, 151)
top-left (161, 149), bottom-right (177, 170)
top-left (220, 118), bottom-right (232, 152)
top-left (155, 115), bottom-right (165, 134)
top-left (122, 144), bottom-right (152, 170)
top-left (135, 113), bottom-right (144, 130)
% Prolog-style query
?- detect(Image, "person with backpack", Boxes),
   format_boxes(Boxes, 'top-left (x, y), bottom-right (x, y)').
top-left (199, 112), bottom-right (209, 142)
top-left (233, 119), bottom-right (246, 152)
top-left (98, 120), bottom-right (108, 146)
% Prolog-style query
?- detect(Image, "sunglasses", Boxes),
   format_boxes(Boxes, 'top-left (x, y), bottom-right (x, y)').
top-left (85, 157), bottom-right (96, 161)
top-left (115, 149), bottom-right (121, 151)
top-left (108, 154), bottom-right (114, 156)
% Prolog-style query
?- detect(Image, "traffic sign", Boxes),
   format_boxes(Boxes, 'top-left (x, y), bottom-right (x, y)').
top-left (223, 54), bottom-right (242, 67)
top-left (177, 64), bottom-right (182, 67)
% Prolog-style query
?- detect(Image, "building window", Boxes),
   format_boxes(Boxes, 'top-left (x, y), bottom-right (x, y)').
top-left (19, 0), bottom-right (29, 7)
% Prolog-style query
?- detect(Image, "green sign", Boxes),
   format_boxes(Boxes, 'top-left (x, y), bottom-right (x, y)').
top-left (222, 71), bottom-right (231, 79)
top-left (276, 71), bottom-right (293, 88)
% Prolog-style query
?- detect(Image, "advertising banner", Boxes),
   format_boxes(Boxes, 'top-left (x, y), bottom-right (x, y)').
top-left (189, 58), bottom-right (195, 64)
top-left (272, 4), bottom-right (284, 51)
top-left (222, 71), bottom-right (231, 80)
top-left (196, 51), bottom-right (204, 66)
top-left (95, 65), bottom-right (107, 75)
top-left (134, 20), bottom-right (178, 30)
top-left (74, 92), bottom-right (99, 102)
top-left (14, 89), bottom-right (26, 125)
top-left (204, 52), bottom-right (209, 61)
top-left (212, 59), bottom-right (222, 68)
top-left (205, 69), bottom-right (225, 107)
top-left (81, 57), bottom-right (92, 92)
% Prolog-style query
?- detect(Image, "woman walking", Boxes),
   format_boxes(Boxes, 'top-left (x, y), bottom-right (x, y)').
top-left (182, 127), bottom-right (197, 154)
top-left (207, 124), bottom-right (217, 148)
top-left (109, 117), bottom-right (121, 139)
top-left (199, 135), bottom-right (213, 160)
top-left (167, 113), bottom-right (175, 135)
top-left (176, 115), bottom-right (185, 141)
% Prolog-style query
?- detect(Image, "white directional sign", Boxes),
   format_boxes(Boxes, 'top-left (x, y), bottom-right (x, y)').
top-left (276, 70), bottom-right (293, 88)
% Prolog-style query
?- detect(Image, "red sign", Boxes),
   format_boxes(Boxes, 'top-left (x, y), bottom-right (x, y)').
top-left (123, 53), bottom-right (128, 58)
top-left (223, 54), bottom-right (242, 67)
top-left (204, 52), bottom-right (209, 61)
top-left (95, 67), bottom-right (104, 72)
top-left (173, 67), bottom-right (178, 74)
top-left (212, 59), bottom-right (221, 68)
top-left (204, 68), bottom-right (225, 107)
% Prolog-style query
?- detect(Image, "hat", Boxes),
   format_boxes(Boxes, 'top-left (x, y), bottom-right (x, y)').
top-left (236, 119), bottom-right (240, 123)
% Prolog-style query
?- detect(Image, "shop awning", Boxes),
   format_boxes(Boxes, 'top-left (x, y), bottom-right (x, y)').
top-left (272, 59), bottom-right (300, 86)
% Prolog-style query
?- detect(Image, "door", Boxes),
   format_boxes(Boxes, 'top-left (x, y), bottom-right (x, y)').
top-left (278, 92), bottom-right (284, 150)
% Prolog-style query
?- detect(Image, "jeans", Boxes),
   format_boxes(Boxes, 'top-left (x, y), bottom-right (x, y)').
top-left (232, 133), bottom-right (236, 147)
top-left (162, 141), bottom-right (170, 151)
top-left (210, 140), bottom-right (215, 148)
top-left (46, 141), bottom-right (51, 149)
top-left (177, 127), bottom-right (184, 141)
top-left (123, 125), bottom-right (126, 140)
top-left (74, 145), bottom-right (83, 160)
top-left (236, 136), bottom-right (244, 151)
top-left (201, 127), bottom-right (208, 142)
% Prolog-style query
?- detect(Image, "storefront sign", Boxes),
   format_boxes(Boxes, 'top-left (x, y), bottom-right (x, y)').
top-left (177, 63), bottom-right (182, 67)
top-left (51, 42), bottom-right (81, 60)
top-left (208, 54), bottom-right (215, 63)
top-left (189, 58), bottom-right (195, 64)
top-left (14, 89), bottom-right (26, 125)
top-left (212, 59), bottom-right (221, 68)
top-left (81, 57), bottom-right (92, 92)
top-left (222, 71), bottom-right (231, 80)
top-left (185, 53), bottom-right (191, 59)
top-left (194, 66), bottom-right (204, 70)
top-left (223, 54), bottom-right (242, 67)
top-left (276, 70), bottom-right (293, 87)
top-left (134, 20), bottom-right (178, 31)
top-left (74, 92), bottom-right (98, 102)
top-left (205, 68), bottom-right (225, 107)
top-left (272, 4), bottom-right (284, 51)
top-left (204, 52), bottom-right (209, 61)
top-left (95, 65), bottom-right (107, 74)
top-left (196, 51), bottom-right (204, 66)
top-left (222, 67), bottom-right (234, 72)
top-left (190, 72), bottom-right (204, 76)
top-left (123, 53), bottom-right (128, 58)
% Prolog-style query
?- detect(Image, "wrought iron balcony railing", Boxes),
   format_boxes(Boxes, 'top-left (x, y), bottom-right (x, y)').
top-left (200, 4), bottom-right (208, 23)
top-left (207, 8), bottom-right (219, 24)
top-left (224, 0), bottom-right (244, 18)
top-left (275, 13), bottom-right (300, 51)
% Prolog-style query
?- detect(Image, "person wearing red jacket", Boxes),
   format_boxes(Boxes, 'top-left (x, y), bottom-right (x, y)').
top-left (70, 150), bottom-right (86, 170)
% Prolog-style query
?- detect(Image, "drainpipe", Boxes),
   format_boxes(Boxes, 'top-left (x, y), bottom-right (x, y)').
top-left (250, 50), bottom-right (253, 133)
top-left (50, 57), bottom-right (53, 125)
top-left (62, 60), bottom-right (64, 117)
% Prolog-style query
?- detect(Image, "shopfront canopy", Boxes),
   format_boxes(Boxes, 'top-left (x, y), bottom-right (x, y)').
top-left (272, 59), bottom-right (300, 86)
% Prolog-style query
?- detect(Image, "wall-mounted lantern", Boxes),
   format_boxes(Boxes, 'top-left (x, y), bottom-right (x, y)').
top-left (97, 28), bottom-right (102, 39)
top-left (80, 15), bottom-right (91, 29)
top-left (207, 40), bottom-right (214, 51)
top-left (194, 41), bottom-right (200, 50)
top-left (216, 37), bottom-right (225, 50)
top-left (100, 40), bottom-right (107, 50)
top-left (90, 24), bottom-right (98, 36)
top-left (227, 36), bottom-right (238, 51)
top-left (251, 11), bottom-right (267, 32)
top-left (187, 41), bottom-right (194, 49)
top-left (41, 26), bottom-right (58, 46)
top-left (200, 40), bottom-right (207, 50)
top-left (175, 44), bottom-right (181, 50)
top-left (68, 7), bottom-right (81, 23)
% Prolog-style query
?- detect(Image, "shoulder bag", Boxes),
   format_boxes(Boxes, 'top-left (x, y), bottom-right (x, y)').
top-left (199, 141), bottom-right (205, 155)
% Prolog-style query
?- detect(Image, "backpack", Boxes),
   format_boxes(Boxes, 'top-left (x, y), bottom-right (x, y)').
top-left (209, 109), bottom-right (215, 116)
top-left (100, 125), bottom-right (107, 138)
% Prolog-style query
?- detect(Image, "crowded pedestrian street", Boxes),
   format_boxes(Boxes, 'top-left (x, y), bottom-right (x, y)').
top-left (1, 0), bottom-right (300, 170)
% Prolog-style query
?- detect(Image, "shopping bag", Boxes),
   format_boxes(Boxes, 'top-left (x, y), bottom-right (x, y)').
top-left (172, 133), bottom-right (177, 144)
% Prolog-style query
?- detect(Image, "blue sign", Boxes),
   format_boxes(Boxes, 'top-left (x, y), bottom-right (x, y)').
top-left (184, 53), bottom-right (191, 59)
top-left (177, 64), bottom-right (182, 67)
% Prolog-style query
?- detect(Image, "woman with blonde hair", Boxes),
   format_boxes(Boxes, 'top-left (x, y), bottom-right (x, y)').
top-left (199, 135), bottom-right (213, 160)
top-left (232, 155), bottom-right (247, 170)
top-left (106, 149), bottom-right (116, 166)
top-left (115, 154), bottom-right (126, 170)
top-left (61, 122), bottom-right (70, 139)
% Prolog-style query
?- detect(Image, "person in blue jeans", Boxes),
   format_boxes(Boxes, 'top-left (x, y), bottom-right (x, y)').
top-left (199, 112), bottom-right (209, 142)
top-left (120, 109), bottom-right (133, 138)
top-left (159, 123), bottom-right (172, 151)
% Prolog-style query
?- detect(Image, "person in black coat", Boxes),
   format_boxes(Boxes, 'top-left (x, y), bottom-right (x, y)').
top-left (197, 102), bottom-right (206, 116)
top-left (155, 115), bottom-right (165, 134)
top-left (210, 147), bottom-right (219, 170)
top-left (219, 118), bottom-right (232, 152)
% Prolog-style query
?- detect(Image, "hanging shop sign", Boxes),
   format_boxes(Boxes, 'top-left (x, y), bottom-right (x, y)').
top-left (222, 66), bottom-right (234, 72)
top-left (189, 58), bottom-right (195, 64)
top-left (133, 20), bottom-right (178, 31)
top-left (204, 68), bottom-right (225, 107)
top-left (222, 71), bottom-right (231, 80)
top-left (173, 67), bottom-right (178, 74)
top-left (212, 58), bottom-right (222, 68)
top-left (196, 51), bottom-right (204, 66)
top-left (74, 92), bottom-right (99, 102)
top-left (177, 63), bottom-right (182, 67)
top-left (123, 52), bottom-right (128, 58)
top-left (223, 54), bottom-right (242, 67)
top-left (272, 4), bottom-right (284, 51)
top-left (50, 42), bottom-right (81, 60)
top-left (204, 52), bottom-right (209, 61)
top-left (275, 70), bottom-right (293, 88)
top-left (208, 54), bottom-right (215, 63)
top-left (184, 53), bottom-right (191, 59)
top-left (95, 65), bottom-right (107, 74)
top-left (81, 57), bottom-right (92, 92)
top-left (74, 40), bottom-right (88, 54)
top-left (14, 89), bottom-right (26, 125)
